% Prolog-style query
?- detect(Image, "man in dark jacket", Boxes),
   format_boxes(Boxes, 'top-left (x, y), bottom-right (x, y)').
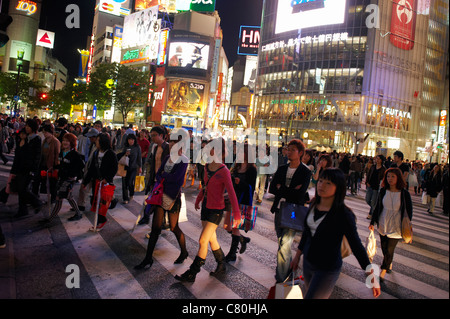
top-left (11, 119), bottom-right (43, 217)
top-left (269, 139), bottom-right (312, 283)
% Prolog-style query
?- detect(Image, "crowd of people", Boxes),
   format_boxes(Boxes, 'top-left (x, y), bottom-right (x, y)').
top-left (0, 113), bottom-right (448, 299)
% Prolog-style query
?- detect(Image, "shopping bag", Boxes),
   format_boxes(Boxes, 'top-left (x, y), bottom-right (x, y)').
top-left (91, 180), bottom-right (116, 215)
top-left (179, 193), bottom-right (188, 223)
top-left (277, 202), bottom-right (308, 231)
top-left (421, 191), bottom-right (427, 205)
top-left (134, 175), bottom-right (145, 192)
top-left (401, 214), bottom-right (413, 244)
top-left (118, 155), bottom-right (129, 166)
top-left (230, 185), bottom-right (258, 232)
top-left (274, 276), bottom-right (303, 299)
top-left (117, 164), bottom-right (127, 177)
top-left (436, 191), bottom-right (443, 207)
top-left (145, 178), bottom-right (164, 206)
top-left (366, 230), bottom-right (377, 263)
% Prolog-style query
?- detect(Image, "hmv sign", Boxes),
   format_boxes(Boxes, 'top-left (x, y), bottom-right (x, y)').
top-left (238, 26), bottom-right (261, 56)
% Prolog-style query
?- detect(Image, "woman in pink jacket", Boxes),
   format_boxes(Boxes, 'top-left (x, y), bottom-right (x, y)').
top-left (175, 138), bottom-right (241, 282)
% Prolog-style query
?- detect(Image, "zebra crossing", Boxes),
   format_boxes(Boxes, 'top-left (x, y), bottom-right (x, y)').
top-left (1, 155), bottom-right (448, 299)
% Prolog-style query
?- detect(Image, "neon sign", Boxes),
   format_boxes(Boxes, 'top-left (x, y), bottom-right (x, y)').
top-left (16, 0), bottom-right (37, 15)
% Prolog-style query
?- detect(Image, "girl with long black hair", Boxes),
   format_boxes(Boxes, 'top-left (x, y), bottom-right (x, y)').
top-left (291, 168), bottom-right (380, 299)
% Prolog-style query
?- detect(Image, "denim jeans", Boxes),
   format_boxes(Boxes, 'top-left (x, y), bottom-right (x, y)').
top-left (303, 258), bottom-right (341, 299)
top-left (365, 187), bottom-right (379, 215)
top-left (275, 227), bottom-right (297, 283)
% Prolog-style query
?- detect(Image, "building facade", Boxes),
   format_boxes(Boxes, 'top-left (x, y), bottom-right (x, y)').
top-left (252, 0), bottom-right (449, 161)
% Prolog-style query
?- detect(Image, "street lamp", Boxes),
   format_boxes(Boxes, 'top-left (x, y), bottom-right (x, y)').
top-left (430, 130), bottom-right (437, 163)
top-left (13, 49), bottom-right (25, 117)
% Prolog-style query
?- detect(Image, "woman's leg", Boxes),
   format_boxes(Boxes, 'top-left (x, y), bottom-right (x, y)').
top-left (198, 220), bottom-right (219, 259)
top-left (135, 206), bottom-right (165, 269)
top-left (168, 209), bottom-right (188, 263)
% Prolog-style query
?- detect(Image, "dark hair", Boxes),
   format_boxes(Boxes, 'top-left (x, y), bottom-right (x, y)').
top-left (63, 132), bottom-right (77, 149)
top-left (26, 119), bottom-right (39, 132)
top-left (381, 167), bottom-right (406, 190)
top-left (303, 149), bottom-right (314, 166)
top-left (314, 168), bottom-right (349, 213)
top-left (150, 125), bottom-right (166, 137)
top-left (231, 142), bottom-right (256, 173)
top-left (318, 154), bottom-right (332, 168)
top-left (97, 133), bottom-right (112, 151)
top-left (287, 139), bottom-right (305, 159)
top-left (42, 124), bottom-right (54, 134)
top-left (393, 150), bottom-right (404, 160)
top-left (57, 117), bottom-right (68, 127)
top-left (206, 137), bottom-right (227, 163)
top-left (376, 154), bottom-right (385, 163)
top-left (125, 133), bottom-right (137, 147)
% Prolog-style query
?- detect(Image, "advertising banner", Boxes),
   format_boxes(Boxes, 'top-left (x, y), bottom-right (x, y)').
top-left (390, 0), bottom-right (417, 50)
top-left (36, 29), bottom-right (55, 49)
top-left (275, 0), bottom-right (346, 34)
top-left (167, 41), bottom-right (209, 69)
top-left (122, 5), bottom-right (160, 55)
top-left (238, 26), bottom-right (260, 56)
top-left (176, 0), bottom-right (216, 12)
top-left (135, 0), bottom-right (177, 12)
top-left (167, 80), bottom-right (205, 115)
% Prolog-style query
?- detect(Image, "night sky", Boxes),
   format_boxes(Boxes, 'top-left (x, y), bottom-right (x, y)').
top-left (31, 0), bottom-right (263, 80)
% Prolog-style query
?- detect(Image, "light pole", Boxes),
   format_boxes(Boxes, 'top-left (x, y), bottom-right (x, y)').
top-left (430, 130), bottom-right (437, 163)
top-left (13, 49), bottom-right (24, 117)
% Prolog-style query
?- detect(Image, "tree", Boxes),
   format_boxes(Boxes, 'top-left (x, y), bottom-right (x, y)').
top-left (0, 71), bottom-right (43, 111)
top-left (112, 64), bottom-right (150, 124)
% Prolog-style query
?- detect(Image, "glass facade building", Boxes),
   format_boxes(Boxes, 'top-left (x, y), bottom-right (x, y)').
top-left (252, 0), bottom-right (449, 161)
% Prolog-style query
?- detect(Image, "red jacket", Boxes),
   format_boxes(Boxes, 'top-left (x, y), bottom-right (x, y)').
top-left (195, 164), bottom-right (241, 220)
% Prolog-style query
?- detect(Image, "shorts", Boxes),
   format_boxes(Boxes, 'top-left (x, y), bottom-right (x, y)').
top-left (201, 202), bottom-right (224, 225)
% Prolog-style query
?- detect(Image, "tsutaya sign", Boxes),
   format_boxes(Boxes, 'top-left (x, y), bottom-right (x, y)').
top-left (380, 106), bottom-right (411, 119)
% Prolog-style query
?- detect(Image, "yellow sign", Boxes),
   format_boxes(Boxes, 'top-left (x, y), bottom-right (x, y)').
top-left (16, 0), bottom-right (37, 15)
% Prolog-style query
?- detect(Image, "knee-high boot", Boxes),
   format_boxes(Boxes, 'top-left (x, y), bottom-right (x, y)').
top-left (175, 256), bottom-right (205, 282)
top-left (210, 248), bottom-right (226, 276)
top-left (225, 234), bottom-right (240, 262)
top-left (239, 235), bottom-right (251, 254)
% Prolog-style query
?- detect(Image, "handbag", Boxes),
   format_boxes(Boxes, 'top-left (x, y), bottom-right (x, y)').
top-left (230, 185), bottom-right (258, 232)
top-left (401, 214), bottom-right (413, 244)
top-left (134, 175), bottom-right (145, 192)
top-left (277, 202), bottom-right (308, 232)
top-left (118, 155), bottom-right (129, 166)
top-left (366, 230), bottom-right (377, 263)
top-left (146, 178), bottom-right (164, 206)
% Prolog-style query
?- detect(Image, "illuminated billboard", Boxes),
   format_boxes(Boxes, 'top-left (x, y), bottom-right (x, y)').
top-left (168, 42), bottom-right (209, 69)
top-left (176, 0), bottom-right (216, 12)
top-left (122, 5), bottom-right (160, 49)
top-left (166, 80), bottom-right (205, 115)
top-left (238, 26), bottom-right (260, 56)
top-left (275, 0), bottom-right (346, 34)
top-left (135, 0), bottom-right (177, 12)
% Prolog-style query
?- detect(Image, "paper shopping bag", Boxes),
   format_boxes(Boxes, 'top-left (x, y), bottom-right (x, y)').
top-left (135, 175), bottom-right (145, 192)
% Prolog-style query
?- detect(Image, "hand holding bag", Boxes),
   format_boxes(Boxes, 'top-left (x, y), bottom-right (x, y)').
top-left (341, 235), bottom-right (352, 259)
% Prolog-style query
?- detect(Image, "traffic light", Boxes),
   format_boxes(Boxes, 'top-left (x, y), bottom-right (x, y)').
top-left (0, 13), bottom-right (13, 48)
top-left (39, 92), bottom-right (48, 100)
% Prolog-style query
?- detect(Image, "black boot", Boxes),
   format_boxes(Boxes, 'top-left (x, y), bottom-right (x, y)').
top-left (225, 235), bottom-right (240, 262)
top-left (175, 256), bottom-right (205, 282)
top-left (210, 248), bottom-right (226, 277)
top-left (239, 235), bottom-right (251, 254)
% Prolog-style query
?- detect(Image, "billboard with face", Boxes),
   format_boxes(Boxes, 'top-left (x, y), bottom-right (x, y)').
top-left (122, 5), bottom-right (160, 55)
top-left (166, 80), bottom-right (205, 115)
top-left (167, 41), bottom-right (210, 69)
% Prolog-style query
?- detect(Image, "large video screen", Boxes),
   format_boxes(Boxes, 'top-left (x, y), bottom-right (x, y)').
top-left (275, 0), bottom-right (346, 34)
top-left (167, 42), bottom-right (210, 70)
